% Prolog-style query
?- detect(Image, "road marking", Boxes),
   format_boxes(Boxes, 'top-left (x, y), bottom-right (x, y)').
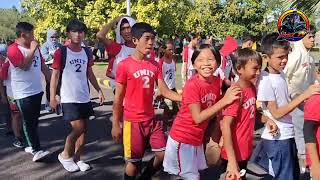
top-left (97, 78), bottom-right (111, 89)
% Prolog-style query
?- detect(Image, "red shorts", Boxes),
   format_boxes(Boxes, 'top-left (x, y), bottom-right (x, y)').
top-left (123, 118), bottom-right (166, 162)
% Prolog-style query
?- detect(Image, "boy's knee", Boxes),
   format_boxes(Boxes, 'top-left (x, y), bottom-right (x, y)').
top-left (155, 151), bottom-right (165, 161)
top-left (71, 127), bottom-right (85, 137)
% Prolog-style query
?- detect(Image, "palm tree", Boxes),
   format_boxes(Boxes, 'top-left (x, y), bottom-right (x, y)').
top-left (288, 0), bottom-right (320, 13)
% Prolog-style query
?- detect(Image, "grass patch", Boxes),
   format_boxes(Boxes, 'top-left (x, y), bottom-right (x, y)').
top-left (94, 62), bottom-right (108, 66)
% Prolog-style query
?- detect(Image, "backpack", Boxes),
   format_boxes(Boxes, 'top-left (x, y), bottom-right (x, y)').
top-left (56, 46), bottom-right (92, 95)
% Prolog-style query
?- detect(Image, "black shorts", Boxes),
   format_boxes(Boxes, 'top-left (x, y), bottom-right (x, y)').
top-left (61, 102), bottom-right (94, 121)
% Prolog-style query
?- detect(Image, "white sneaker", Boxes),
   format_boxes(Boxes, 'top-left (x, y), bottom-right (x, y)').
top-left (58, 154), bottom-right (79, 172)
top-left (33, 150), bottom-right (50, 162)
top-left (44, 102), bottom-right (52, 113)
top-left (25, 147), bottom-right (35, 155)
top-left (76, 161), bottom-right (91, 171)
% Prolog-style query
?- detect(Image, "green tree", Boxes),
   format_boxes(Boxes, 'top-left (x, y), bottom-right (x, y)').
top-left (0, 8), bottom-right (34, 42)
top-left (21, 0), bottom-right (283, 42)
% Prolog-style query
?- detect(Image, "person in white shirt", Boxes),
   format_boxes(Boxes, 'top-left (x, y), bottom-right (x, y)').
top-left (50, 19), bottom-right (105, 173)
top-left (181, 33), bottom-right (198, 87)
top-left (157, 40), bottom-right (178, 127)
top-left (256, 33), bottom-right (320, 180)
top-left (284, 25), bottom-right (318, 167)
top-left (7, 22), bottom-right (51, 162)
top-left (96, 16), bottom-right (136, 93)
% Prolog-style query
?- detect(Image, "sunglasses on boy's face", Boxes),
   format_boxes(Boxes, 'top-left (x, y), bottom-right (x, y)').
top-left (51, 36), bottom-right (59, 39)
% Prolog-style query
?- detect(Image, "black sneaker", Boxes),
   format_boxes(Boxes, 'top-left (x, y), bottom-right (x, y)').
top-left (12, 138), bottom-right (24, 148)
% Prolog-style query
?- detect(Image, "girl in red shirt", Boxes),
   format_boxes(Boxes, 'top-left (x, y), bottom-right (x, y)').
top-left (163, 44), bottom-right (241, 179)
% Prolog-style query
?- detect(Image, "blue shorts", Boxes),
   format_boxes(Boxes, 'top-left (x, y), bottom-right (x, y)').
top-left (61, 102), bottom-right (94, 121)
top-left (251, 138), bottom-right (300, 180)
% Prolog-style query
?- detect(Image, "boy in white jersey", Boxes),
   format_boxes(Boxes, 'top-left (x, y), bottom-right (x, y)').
top-left (50, 19), bottom-right (105, 172)
top-left (181, 33), bottom-right (198, 87)
top-left (97, 16), bottom-right (136, 93)
top-left (7, 22), bottom-right (51, 162)
top-left (158, 40), bottom-right (178, 124)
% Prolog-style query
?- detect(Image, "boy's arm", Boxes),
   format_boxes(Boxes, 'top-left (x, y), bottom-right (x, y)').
top-left (0, 80), bottom-right (6, 103)
top-left (181, 62), bottom-right (187, 84)
top-left (304, 120), bottom-right (320, 179)
top-left (266, 93), bottom-right (309, 119)
top-left (266, 84), bottom-right (320, 119)
top-left (188, 101), bottom-right (227, 125)
top-left (259, 112), bottom-right (279, 136)
top-left (96, 16), bottom-right (122, 47)
top-left (221, 116), bottom-right (240, 179)
top-left (41, 63), bottom-right (51, 84)
top-left (158, 79), bottom-right (181, 102)
top-left (49, 69), bottom-right (59, 111)
top-left (88, 67), bottom-right (105, 104)
top-left (111, 82), bottom-right (125, 142)
top-left (8, 41), bottom-right (39, 71)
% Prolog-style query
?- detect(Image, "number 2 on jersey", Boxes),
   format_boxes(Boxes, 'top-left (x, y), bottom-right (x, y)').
top-left (75, 64), bottom-right (81, 72)
top-left (33, 59), bottom-right (38, 67)
top-left (142, 76), bottom-right (150, 88)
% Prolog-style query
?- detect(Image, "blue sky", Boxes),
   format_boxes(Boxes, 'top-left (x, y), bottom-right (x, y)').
top-left (0, 0), bottom-right (21, 9)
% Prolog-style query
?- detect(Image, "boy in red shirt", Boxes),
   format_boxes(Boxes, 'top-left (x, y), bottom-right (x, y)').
top-left (221, 48), bottom-right (262, 180)
top-left (163, 44), bottom-right (241, 179)
top-left (304, 94), bottom-right (320, 180)
top-left (111, 22), bottom-right (181, 180)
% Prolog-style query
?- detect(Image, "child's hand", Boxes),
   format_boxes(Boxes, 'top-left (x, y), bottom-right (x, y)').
top-left (303, 84), bottom-right (320, 99)
top-left (98, 90), bottom-right (105, 105)
top-left (50, 98), bottom-right (58, 112)
top-left (226, 162), bottom-right (241, 180)
top-left (111, 125), bottom-right (122, 142)
top-left (222, 86), bottom-right (241, 105)
top-left (30, 40), bottom-right (39, 50)
top-left (266, 119), bottom-right (279, 137)
top-left (311, 163), bottom-right (320, 180)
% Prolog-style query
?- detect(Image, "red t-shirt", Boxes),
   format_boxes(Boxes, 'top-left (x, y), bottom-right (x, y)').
top-left (170, 75), bottom-right (221, 146)
top-left (304, 94), bottom-right (320, 166)
top-left (116, 56), bottom-right (162, 122)
top-left (221, 85), bottom-right (256, 161)
top-left (105, 41), bottom-right (122, 58)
